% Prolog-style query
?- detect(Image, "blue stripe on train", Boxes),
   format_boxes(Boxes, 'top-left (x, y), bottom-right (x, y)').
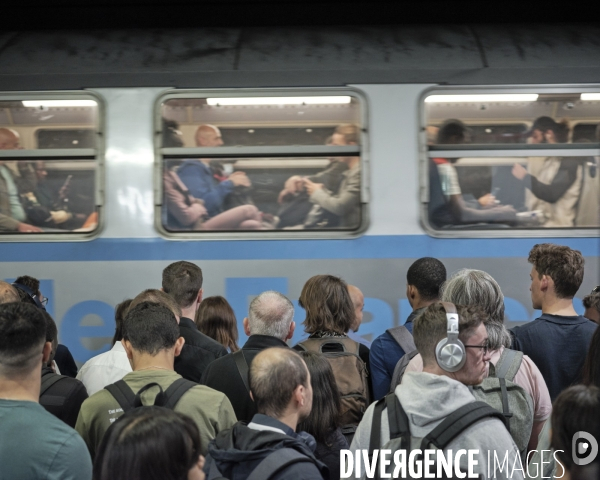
top-left (0, 235), bottom-right (598, 262)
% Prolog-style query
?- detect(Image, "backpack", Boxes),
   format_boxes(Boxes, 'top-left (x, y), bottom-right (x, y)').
top-left (104, 378), bottom-right (196, 413)
top-left (468, 348), bottom-right (534, 464)
top-left (297, 337), bottom-right (370, 430)
top-left (39, 371), bottom-right (70, 407)
top-left (205, 448), bottom-right (318, 480)
top-left (369, 393), bottom-right (506, 480)
top-left (386, 326), bottom-right (418, 394)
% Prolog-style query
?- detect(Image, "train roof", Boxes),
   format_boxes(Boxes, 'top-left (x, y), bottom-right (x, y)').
top-left (1, 24), bottom-right (600, 90)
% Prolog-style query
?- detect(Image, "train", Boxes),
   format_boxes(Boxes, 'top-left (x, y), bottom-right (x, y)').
top-left (0, 24), bottom-right (598, 363)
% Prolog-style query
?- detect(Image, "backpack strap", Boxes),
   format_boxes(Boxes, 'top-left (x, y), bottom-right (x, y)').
top-left (247, 448), bottom-right (315, 480)
top-left (232, 350), bottom-right (251, 393)
top-left (369, 398), bottom-right (386, 453)
top-left (494, 349), bottom-right (523, 381)
top-left (386, 326), bottom-right (417, 354)
top-left (134, 382), bottom-right (167, 408)
top-left (420, 401), bottom-right (507, 451)
top-left (389, 349), bottom-right (419, 393)
top-left (162, 378), bottom-right (197, 410)
top-left (105, 380), bottom-right (137, 413)
top-left (386, 393), bottom-right (411, 447)
top-left (40, 372), bottom-right (68, 396)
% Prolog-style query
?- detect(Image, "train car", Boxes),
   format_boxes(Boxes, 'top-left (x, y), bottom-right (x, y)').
top-left (0, 24), bottom-right (598, 364)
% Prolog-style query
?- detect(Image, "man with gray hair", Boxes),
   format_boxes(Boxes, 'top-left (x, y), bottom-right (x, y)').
top-left (202, 290), bottom-right (295, 421)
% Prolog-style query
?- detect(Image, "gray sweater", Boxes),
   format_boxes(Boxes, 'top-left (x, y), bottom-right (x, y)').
top-left (350, 372), bottom-right (524, 480)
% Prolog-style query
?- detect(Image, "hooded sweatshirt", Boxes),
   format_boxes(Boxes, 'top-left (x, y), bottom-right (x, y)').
top-left (350, 372), bottom-right (524, 480)
top-left (204, 414), bottom-right (328, 480)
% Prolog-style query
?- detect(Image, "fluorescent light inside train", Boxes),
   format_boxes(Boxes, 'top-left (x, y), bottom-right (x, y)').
top-left (580, 93), bottom-right (600, 100)
top-left (425, 94), bottom-right (539, 103)
top-left (206, 96), bottom-right (352, 106)
top-left (22, 100), bottom-right (97, 107)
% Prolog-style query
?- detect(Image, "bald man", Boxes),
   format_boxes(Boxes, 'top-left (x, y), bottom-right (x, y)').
top-left (194, 124), bottom-right (224, 148)
top-left (348, 285), bottom-right (364, 333)
top-left (0, 281), bottom-right (20, 304)
top-left (0, 128), bottom-right (42, 232)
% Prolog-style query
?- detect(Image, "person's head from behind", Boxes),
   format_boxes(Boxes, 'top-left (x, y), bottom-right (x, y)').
top-left (582, 327), bottom-right (600, 388)
top-left (0, 281), bottom-right (20, 304)
top-left (0, 127), bottom-right (21, 150)
top-left (529, 116), bottom-right (570, 144)
top-left (297, 351), bottom-right (341, 444)
top-left (583, 289), bottom-right (600, 325)
top-left (42, 310), bottom-right (58, 366)
top-left (436, 119), bottom-right (470, 145)
top-left (162, 261), bottom-right (203, 311)
top-left (163, 118), bottom-right (184, 148)
top-left (113, 299), bottom-right (133, 346)
top-left (0, 302), bottom-right (50, 382)
top-left (413, 303), bottom-right (491, 385)
top-left (406, 257), bottom-right (447, 309)
top-left (528, 243), bottom-right (584, 309)
top-left (129, 289), bottom-right (182, 322)
top-left (94, 406), bottom-right (205, 480)
top-left (195, 296), bottom-right (239, 352)
top-left (195, 124), bottom-right (223, 148)
top-left (441, 269), bottom-right (511, 351)
top-left (13, 275), bottom-right (47, 309)
top-left (347, 285), bottom-right (364, 333)
top-left (331, 124), bottom-right (359, 147)
top-left (244, 290), bottom-right (295, 342)
top-left (249, 348), bottom-right (312, 424)
top-left (299, 274), bottom-right (355, 335)
top-left (121, 302), bottom-right (184, 368)
top-left (551, 385), bottom-right (600, 480)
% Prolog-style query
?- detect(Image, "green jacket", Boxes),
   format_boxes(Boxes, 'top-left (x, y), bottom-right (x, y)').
top-left (75, 369), bottom-right (236, 459)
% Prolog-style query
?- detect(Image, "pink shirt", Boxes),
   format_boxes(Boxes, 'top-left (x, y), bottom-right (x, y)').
top-left (405, 346), bottom-right (551, 423)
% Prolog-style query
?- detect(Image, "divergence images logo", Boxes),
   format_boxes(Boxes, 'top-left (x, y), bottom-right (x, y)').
top-left (572, 432), bottom-right (599, 466)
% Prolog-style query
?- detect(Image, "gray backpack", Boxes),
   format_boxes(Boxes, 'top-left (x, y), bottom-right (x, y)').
top-left (387, 326), bottom-right (418, 393)
top-left (468, 348), bottom-right (534, 464)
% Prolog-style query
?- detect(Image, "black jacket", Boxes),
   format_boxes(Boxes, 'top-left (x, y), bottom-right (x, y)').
top-left (204, 414), bottom-right (328, 480)
top-left (54, 344), bottom-right (78, 378)
top-left (314, 427), bottom-right (348, 480)
top-left (39, 366), bottom-right (88, 428)
top-left (174, 317), bottom-right (228, 383)
top-left (201, 335), bottom-right (289, 422)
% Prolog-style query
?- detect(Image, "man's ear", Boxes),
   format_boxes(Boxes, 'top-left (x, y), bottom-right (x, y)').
top-left (174, 336), bottom-right (185, 357)
top-left (122, 339), bottom-right (134, 360)
top-left (293, 384), bottom-right (305, 407)
top-left (42, 341), bottom-right (52, 364)
top-left (285, 321), bottom-right (296, 342)
top-left (197, 288), bottom-right (203, 305)
top-left (243, 317), bottom-right (251, 337)
top-left (541, 275), bottom-right (550, 292)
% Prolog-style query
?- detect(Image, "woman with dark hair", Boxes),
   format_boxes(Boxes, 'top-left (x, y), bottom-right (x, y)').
top-left (294, 274), bottom-right (371, 436)
top-left (93, 406), bottom-right (205, 480)
top-left (195, 296), bottom-right (239, 352)
top-left (297, 351), bottom-right (348, 480)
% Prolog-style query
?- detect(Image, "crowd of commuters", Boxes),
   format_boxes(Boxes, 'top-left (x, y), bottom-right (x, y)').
top-left (0, 244), bottom-right (598, 479)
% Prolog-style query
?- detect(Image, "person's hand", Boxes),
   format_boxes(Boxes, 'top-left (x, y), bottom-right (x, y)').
top-left (17, 222), bottom-right (43, 233)
top-left (512, 163), bottom-right (528, 180)
top-left (477, 193), bottom-right (497, 207)
top-left (229, 171), bottom-right (251, 187)
top-left (303, 178), bottom-right (324, 196)
top-left (284, 175), bottom-right (303, 193)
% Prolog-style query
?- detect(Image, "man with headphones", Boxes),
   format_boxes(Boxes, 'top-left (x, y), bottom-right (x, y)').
top-left (350, 303), bottom-right (522, 479)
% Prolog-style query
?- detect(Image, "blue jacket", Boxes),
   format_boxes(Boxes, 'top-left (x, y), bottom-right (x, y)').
top-left (177, 160), bottom-right (233, 217)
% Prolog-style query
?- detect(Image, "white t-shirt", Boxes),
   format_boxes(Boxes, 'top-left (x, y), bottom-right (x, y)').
top-left (76, 341), bottom-right (132, 396)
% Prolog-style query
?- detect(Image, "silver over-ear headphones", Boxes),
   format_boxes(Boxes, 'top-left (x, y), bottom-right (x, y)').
top-left (435, 302), bottom-right (466, 372)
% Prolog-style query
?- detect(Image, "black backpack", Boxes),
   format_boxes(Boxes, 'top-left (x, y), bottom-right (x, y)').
top-left (104, 378), bottom-right (196, 412)
top-left (369, 393), bottom-right (507, 480)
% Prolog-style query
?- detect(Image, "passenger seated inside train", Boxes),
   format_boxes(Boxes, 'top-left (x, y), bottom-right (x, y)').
top-left (429, 119), bottom-right (517, 228)
top-left (278, 124), bottom-right (361, 230)
top-left (511, 116), bottom-right (588, 227)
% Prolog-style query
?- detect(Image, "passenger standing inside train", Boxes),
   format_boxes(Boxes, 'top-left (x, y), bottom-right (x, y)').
top-left (77, 299), bottom-right (133, 395)
top-left (75, 302), bottom-right (236, 459)
top-left (195, 295), bottom-right (240, 352)
top-left (176, 124), bottom-right (262, 229)
top-left (369, 257), bottom-right (446, 399)
top-left (201, 290), bottom-right (295, 422)
top-left (511, 243), bottom-right (597, 400)
top-left (303, 124), bottom-right (362, 228)
top-left (0, 302), bottom-right (93, 480)
top-left (511, 116), bottom-right (583, 227)
top-left (162, 261), bottom-right (227, 383)
top-left (0, 128), bottom-right (42, 232)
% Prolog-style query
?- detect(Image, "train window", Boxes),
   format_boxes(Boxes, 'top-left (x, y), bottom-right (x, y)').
top-left (422, 90), bottom-right (600, 235)
top-left (157, 91), bottom-right (366, 236)
top-left (0, 96), bottom-right (101, 237)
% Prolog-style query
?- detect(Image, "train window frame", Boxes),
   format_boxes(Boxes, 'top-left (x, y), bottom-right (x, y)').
top-left (419, 85), bottom-right (600, 238)
top-left (0, 91), bottom-right (104, 241)
top-left (154, 88), bottom-right (370, 240)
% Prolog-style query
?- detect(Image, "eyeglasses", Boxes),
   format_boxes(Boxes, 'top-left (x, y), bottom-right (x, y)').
top-left (464, 343), bottom-right (490, 356)
top-left (592, 286), bottom-right (600, 294)
top-left (37, 295), bottom-right (48, 307)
